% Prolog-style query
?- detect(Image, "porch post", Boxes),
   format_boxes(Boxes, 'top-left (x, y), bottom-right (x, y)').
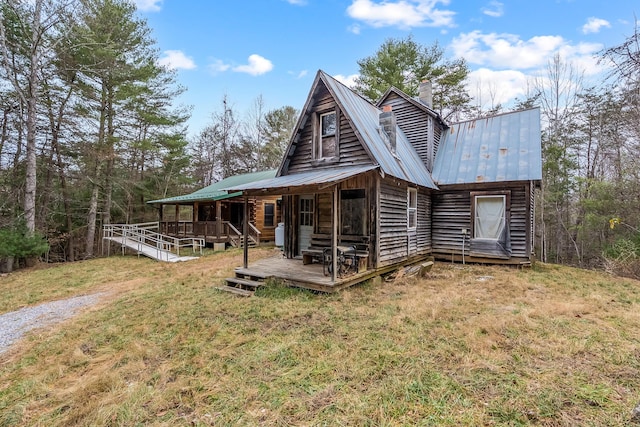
top-left (216, 201), bottom-right (222, 239)
top-left (332, 185), bottom-right (338, 281)
top-left (243, 195), bottom-right (249, 269)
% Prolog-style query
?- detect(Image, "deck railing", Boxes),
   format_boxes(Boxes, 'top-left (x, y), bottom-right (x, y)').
top-left (103, 222), bottom-right (204, 260)
top-left (160, 220), bottom-right (261, 247)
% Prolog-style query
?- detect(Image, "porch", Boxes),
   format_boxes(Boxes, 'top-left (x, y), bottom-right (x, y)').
top-left (226, 254), bottom-right (412, 293)
top-left (159, 220), bottom-right (261, 247)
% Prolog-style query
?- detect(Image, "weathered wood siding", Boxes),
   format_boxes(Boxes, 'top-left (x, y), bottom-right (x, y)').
top-left (286, 83), bottom-right (372, 174)
top-left (431, 184), bottom-right (532, 262)
top-left (379, 92), bottom-right (442, 172)
top-left (378, 177), bottom-right (432, 267)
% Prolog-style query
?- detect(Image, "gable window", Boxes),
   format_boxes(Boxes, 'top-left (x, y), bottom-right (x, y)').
top-left (317, 111), bottom-right (337, 159)
top-left (473, 195), bottom-right (505, 239)
top-left (264, 202), bottom-right (275, 227)
top-left (407, 188), bottom-right (417, 230)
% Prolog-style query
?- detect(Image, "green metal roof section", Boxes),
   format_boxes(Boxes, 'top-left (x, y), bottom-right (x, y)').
top-left (147, 169), bottom-right (277, 204)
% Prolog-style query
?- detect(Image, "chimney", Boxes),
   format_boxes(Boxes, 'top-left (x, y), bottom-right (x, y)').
top-left (419, 79), bottom-right (433, 109)
top-left (380, 105), bottom-right (397, 152)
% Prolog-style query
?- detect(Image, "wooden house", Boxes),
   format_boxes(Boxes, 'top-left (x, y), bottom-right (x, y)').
top-left (147, 170), bottom-right (281, 247)
top-left (223, 70), bottom-right (541, 292)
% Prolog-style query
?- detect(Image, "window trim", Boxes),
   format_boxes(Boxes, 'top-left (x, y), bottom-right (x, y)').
top-left (407, 188), bottom-right (417, 231)
top-left (470, 190), bottom-right (510, 240)
top-left (313, 109), bottom-right (339, 161)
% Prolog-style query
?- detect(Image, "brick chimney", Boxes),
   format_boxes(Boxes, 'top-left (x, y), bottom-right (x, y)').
top-left (419, 79), bottom-right (433, 109)
top-left (380, 105), bottom-right (397, 152)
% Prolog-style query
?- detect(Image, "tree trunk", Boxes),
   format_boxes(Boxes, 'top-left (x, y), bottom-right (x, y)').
top-left (85, 179), bottom-right (99, 258)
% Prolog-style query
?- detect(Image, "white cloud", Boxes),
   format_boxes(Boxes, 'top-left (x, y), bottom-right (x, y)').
top-left (285, 0), bottom-right (307, 4)
top-left (233, 54), bottom-right (274, 76)
top-left (450, 30), bottom-right (602, 73)
top-left (467, 68), bottom-right (528, 109)
top-left (288, 70), bottom-right (308, 79)
top-left (482, 1), bottom-right (503, 18)
top-left (133, 0), bottom-right (162, 12)
top-left (346, 0), bottom-right (455, 29)
top-left (333, 73), bottom-right (359, 88)
top-left (348, 23), bottom-right (362, 34)
top-left (158, 50), bottom-right (196, 70)
top-left (209, 59), bottom-right (231, 75)
top-left (582, 17), bottom-right (611, 34)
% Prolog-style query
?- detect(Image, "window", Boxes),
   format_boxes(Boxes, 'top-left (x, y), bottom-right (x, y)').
top-left (264, 202), bottom-right (275, 227)
top-left (317, 111), bottom-right (336, 159)
top-left (163, 204), bottom-right (176, 221)
top-left (300, 198), bottom-right (314, 227)
top-left (341, 189), bottom-right (366, 235)
top-left (474, 195), bottom-right (506, 239)
top-left (178, 205), bottom-right (193, 222)
top-left (321, 111), bottom-right (336, 137)
top-left (407, 188), bottom-right (417, 230)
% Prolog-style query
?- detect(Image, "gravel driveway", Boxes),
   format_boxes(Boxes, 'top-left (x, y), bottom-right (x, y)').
top-left (0, 293), bottom-right (106, 354)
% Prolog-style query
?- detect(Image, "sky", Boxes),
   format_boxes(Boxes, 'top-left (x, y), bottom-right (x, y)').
top-left (133, 0), bottom-right (638, 137)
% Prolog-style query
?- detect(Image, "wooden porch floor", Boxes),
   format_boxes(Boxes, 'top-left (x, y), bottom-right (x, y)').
top-left (233, 255), bottom-right (388, 293)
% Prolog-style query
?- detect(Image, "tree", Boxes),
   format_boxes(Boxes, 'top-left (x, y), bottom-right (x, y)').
top-left (354, 35), bottom-right (471, 120)
top-left (260, 105), bottom-right (297, 170)
top-left (0, 0), bottom-right (71, 233)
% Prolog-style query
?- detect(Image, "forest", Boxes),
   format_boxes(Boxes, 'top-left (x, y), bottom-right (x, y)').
top-left (0, 0), bottom-right (639, 278)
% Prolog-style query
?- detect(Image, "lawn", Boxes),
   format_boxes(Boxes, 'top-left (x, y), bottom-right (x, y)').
top-left (1, 248), bottom-right (639, 426)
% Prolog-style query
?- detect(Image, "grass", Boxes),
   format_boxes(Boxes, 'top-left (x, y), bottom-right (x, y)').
top-left (1, 249), bottom-right (640, 426)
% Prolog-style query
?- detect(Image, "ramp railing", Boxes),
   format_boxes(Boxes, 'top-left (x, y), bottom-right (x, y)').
top-left (102, 222), bottom-right (204, 261)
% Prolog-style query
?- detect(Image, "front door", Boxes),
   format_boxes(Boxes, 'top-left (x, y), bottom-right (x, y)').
top-left (230, 203), bottom-right (243, 231)
top-left (298, 195), bottom-right (314, 255)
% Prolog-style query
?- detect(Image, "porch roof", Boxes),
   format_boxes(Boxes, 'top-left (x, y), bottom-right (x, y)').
top-left (224, 165), bottom-right (378, 194)
top-left (147, 169), bottom-right (277, 204)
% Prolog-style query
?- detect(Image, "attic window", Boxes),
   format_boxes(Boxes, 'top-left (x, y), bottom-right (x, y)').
top-left (321, 111), bottom-right (336, 137)
top-left (316, 111), bottom-right (337, 159)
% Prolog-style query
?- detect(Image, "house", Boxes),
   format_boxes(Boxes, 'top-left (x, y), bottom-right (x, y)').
top-left (147, 170), bottom-right (281, 247)
top-left (223, 70), bottom-right (541, 292)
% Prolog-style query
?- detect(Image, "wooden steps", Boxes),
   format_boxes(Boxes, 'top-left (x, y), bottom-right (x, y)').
top-left (218, 273), bottom-right (266, 297)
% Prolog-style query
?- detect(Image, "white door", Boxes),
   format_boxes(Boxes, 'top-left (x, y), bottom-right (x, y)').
top-left (298, 195), bottom-right (314, 254)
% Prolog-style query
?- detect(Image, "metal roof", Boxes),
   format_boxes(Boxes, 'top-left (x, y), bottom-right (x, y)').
top-left (147, 169), bottom-right (277, 204)
top-left (320, 71), bottom-right (438, 190)
top-left (432, 108), bottom-right (542, 185)
top-left (225, 165), bottom-right (378, 193)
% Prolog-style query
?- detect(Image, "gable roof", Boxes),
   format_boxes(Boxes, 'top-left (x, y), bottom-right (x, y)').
top-left (276, 70), bottom-right (437, 190)
top-left (432, 108), bottom-right (542, 185)
top-left (376, 86), bottom-right (446, 128)
top-left (147, 169), bottom-right (277, 204)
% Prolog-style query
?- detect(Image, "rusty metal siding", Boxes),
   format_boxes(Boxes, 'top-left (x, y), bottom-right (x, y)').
top-left (433, 108), bottom-right (542, 185)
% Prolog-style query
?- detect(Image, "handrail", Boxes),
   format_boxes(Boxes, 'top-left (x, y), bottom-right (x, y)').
top-left (103, 222), bottom-right (203, 261)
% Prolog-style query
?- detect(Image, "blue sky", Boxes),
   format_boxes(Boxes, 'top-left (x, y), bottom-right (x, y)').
top-left (133, 0), bottom-right (637, 137)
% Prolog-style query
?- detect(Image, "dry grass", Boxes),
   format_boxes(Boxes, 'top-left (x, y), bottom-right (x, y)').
top-left (1, 251), bottom-right (640, 426)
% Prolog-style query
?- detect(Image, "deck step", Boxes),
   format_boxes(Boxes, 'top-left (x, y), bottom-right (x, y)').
top-left (226, 277), bottom-right (263, 289)
top-left (233, 268), bottom-right (270, 281)
top-left (216, 285), bottom-right (254, 297)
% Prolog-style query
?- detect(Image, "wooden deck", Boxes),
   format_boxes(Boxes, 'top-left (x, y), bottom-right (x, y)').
top-left (232, 255), bottom-right (409, 293)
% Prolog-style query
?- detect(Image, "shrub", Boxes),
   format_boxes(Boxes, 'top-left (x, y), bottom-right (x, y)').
top-left (0, 223), bottom-right (49, 260)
